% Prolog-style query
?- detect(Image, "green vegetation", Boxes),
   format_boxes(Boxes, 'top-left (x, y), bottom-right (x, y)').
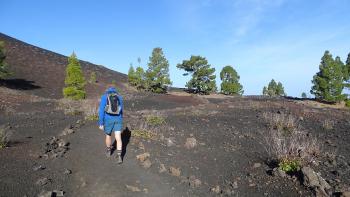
top-left (311, 51), bottom-right (346, 102)
top-left (279, 158), bottom-right (300, 173)
top-left (220, 65), bottom-right (243, 95)
top-left (131, 129), bottom-right (156, 139)
top-left (346, 100), bottom-right (350, 108)
top-left (128, 63), bottom-right (146, 89)
top-left (89, 71), bottom-right (97, 84)
top-left (177, 55), bottom-right (217, 94)
top-left (0, 126), bottom-right (10, 149)
top-left (301, 92), bottom-right (307, 98)
top-left (145, 48), bottom-right (172, 93)
top-left (263, 79), bottom-right (285, 97)
top-left (0, 41), bottom-right (11, 79)
top-left (63, 52), bottom-right (86, 100)
top-left (146, 115), bottom-right (165, 126)
top-left (345, 53), bottom-right (350, 90)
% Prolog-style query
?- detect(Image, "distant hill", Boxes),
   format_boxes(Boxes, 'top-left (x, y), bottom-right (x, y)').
top-left (0, 33), bottom-right (128, 99)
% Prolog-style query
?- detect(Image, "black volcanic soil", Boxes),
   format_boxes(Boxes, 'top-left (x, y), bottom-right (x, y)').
top-left (1, 90), bottom-right (350, 197)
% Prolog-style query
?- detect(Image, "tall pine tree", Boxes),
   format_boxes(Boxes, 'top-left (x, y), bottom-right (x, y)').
top-left (177, 55), bottom-right (217, 94)
top-left (220, 65), bottom-right (243, 95)
top-left (63, 52), bottom-right (86, 100)
top-left (310, 51), bottom-right (346, 102)
top-left (345, 53), bottom-right (350, 90)
top-left (145, 48), bottom-right (172, 93)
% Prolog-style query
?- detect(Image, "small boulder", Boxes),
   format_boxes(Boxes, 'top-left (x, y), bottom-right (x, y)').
top-left (211, 185), bottom-right (221, 194)
top-left (302, 166), bottom-right (331, 196)
top-left (184, 137), bottom-right (197, 149)
top-left (159, 163), bottom-right (167, 173)
top-left (253, 163), bottom-right (261, 168)
top-left (136, 152), bottom-right (150, 162)
top-left (36, 178), bottom-right (50, 186)
top-left (141, 159), bottom-right (152, 169)
top-left (169, 167), bottom-right (181, 177)
top-left (125, 185), bottom-right (141, 192)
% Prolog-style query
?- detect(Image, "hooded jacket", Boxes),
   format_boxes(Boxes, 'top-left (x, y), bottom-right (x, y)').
top-left (98, 87), bottom-right (123, 126)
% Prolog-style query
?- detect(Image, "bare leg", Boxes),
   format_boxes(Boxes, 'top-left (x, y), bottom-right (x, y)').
top-left (105, 135), bottom-right (112, 148)
top-left (114, 131), bottom-right (122, 151)
top-left (115, 131), bottom-right (123, 164)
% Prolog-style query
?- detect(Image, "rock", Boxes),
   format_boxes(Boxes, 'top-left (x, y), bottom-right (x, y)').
top-left (169, 167), bottom-right (181, 177)
top-left (136, 152), bottom-right (150, 162)
top-left (125, 185), bottom-right (141, 192)
top-left (166, 137), bottom-right (175, 147)
top-left (159, 163), bottom-right (167, 173)
top-left (60, 127), bottom-right (74, 136)
top-left (53, 190), bottom-right (64, 196)
top-left (232, 181), bottom-right (238, 189)
top-left (58, 140), bottom-right (69, 147)
top-left (141, 159), bottom-right (152, 169)
top-left (211, 185), bottom-right (221, 194)
top-left (63, 169), bottom-right (72, 175)
top-left (33, 165), bottom-right (45, 171)
top-left (37, 191), bottom-right (53, 197)
top-left (253, 163), bottom-right (261, 168)
top-left (36, 178), bottom-right (50, 186)
top-left (302, 166), bottom-right (331, 196)
top-left (272, 167), bottom-right (286, 178)
top-left (341, 191), bottom-right (350, 197)
top-left (184, 137), bottom-right (197, 149)
top-left (138, 142), bottom-right (145, 150)
top-left (188, 176), bottom-right (201, 188)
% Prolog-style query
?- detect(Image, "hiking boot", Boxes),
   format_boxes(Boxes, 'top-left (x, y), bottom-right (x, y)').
top-left (117, 155), bottom-right (123, 164)
top-left (106, 147), bottom-right (112, 157)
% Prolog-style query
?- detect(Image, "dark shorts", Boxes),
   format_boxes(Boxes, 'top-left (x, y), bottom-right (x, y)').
top-left (104, 119), bottom-right (123, 135)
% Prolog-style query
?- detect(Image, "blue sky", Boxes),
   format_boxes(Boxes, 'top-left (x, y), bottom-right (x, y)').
top-left (1, 0), bottom-right (350, 96)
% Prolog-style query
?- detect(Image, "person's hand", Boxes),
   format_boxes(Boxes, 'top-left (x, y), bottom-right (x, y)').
top-left (99, 125), bottom-right (104, 130)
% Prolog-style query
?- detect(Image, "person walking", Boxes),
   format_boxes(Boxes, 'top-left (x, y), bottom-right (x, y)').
top-left (98, 85), bottom-right (123, 164)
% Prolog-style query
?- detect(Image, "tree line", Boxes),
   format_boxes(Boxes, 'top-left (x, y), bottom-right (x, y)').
top-left (0, 41), bottom-right (349, 105)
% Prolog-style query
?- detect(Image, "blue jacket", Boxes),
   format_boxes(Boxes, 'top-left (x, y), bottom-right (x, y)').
top-left (98, 87), bottom-right (123, 126)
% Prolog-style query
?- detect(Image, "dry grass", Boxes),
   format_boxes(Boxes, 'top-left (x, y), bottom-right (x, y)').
top-left (0, 125), bottom-right (11, 148)
top-left (322, 119), bottom-right (334, 130)
top-left (262, 112), bottom-right (321, 166)
top-left (57, 98), bottom-right (99, 120)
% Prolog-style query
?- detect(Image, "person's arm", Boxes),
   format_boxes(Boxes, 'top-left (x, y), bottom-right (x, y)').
top-left (118, 95), bottom-right (123, 116)
top-left (98, 94), bottom-right (106, 127)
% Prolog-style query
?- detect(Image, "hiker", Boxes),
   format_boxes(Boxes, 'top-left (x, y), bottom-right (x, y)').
top-left (98, 85), bottom-right (123, 164)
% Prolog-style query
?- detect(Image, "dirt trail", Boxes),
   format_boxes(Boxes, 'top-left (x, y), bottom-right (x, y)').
top-left (64, 122), bottom-right (184, 197)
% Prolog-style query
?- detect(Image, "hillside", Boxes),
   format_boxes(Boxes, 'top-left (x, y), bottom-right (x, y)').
top-left (0, 33), bottom-right (128, 99)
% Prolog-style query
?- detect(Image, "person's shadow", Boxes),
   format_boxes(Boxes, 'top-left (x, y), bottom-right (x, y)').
top-left (111, 127), bottom-right (131, 159)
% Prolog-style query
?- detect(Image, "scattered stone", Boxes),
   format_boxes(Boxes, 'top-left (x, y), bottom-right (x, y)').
top-left (53, 190), bottom-right (64, 197)
top-left (249, 183), bottom-right (256, 187)
top-left (272, 167), bottom-right (286, 178)
top-left (169, 167), bottom-right (181, 177)
top-left (184, 137), bottom-right (197, 149)
top-left (189, 178), bottom-right (201, 188)
top-left (211, 185), bottom-right (221, 194)
top-left (36, 178), bottom-right (50, 186)
top-left (60, 126), bottom-right (74, 136)
top-left (125, 185), bottom-right (141, 192)
top-left (253, 163), bottom-right (261, 168)
top-left (138, 142), bottom-right (145, 150)
top-left (302, 166), bottom-right (331, 196)
top-left (232, 181), bottom-right (238, 189)
top-left (159, 163), bottom-right (167, 173)
top-left (33, 165), bottom-right (45, 171)
top-left (37, 191), bottom-right (53, 197)
top-left (141, 159), bottom-right (152, 169)
top-left (136, 152), bottom-right (150, 162)
top-left (63, 168), bottom-right (72, 175)
top-left (166, 137), bottom-right (175, 147)
top-left (143, 188), bottom-right (149, 194)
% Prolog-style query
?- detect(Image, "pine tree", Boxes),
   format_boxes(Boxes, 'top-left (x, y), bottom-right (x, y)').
top-left (0, 41), bottom-right (11, 79)
top-left (135, 66), bottom-right (145, 89)
top-left (145, 48), bottom-right (172, 93)
top-left (301, 92), bottom-right (307, 98)
top-left (63, 52), bottom-right (86, 100)
top-left (276, 82), bottom-right (285, 96)
top-left (310, 51), bottom-right (346, 102)
top-left (177, 55), bottom-right (217, 94)
top-left (128, 64), bottom-right (137, 86)
top-left (263, 79), bottom-right (286, 97)
top-left (220, 65), bottom-right (243, 95)
top-left (345, 53), bottom-right (350, 89)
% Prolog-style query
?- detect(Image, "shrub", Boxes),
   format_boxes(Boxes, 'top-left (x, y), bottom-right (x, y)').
top-left (322, 119), bottom-right (334, 130)
top-left (262, 112), bottom-right (320, 170)
top-left (131, 129), bottom-right (156, 139)
top-left (345, 100), bottom-right (350, 108)
top-left (0, 41), bottom-right (11, 79)
top-left (89, 71), bottom-right (97, 84)
top-left (146, 115), bottom-right (165, 126)
top-left (0, 125), bottom-right (11, 148)
top-left (262, 79), bottom-right (285, 97)
top-left (279, 158), bottom-right (300, 173)
top-left (63, 87), bottom-right (86, 100)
